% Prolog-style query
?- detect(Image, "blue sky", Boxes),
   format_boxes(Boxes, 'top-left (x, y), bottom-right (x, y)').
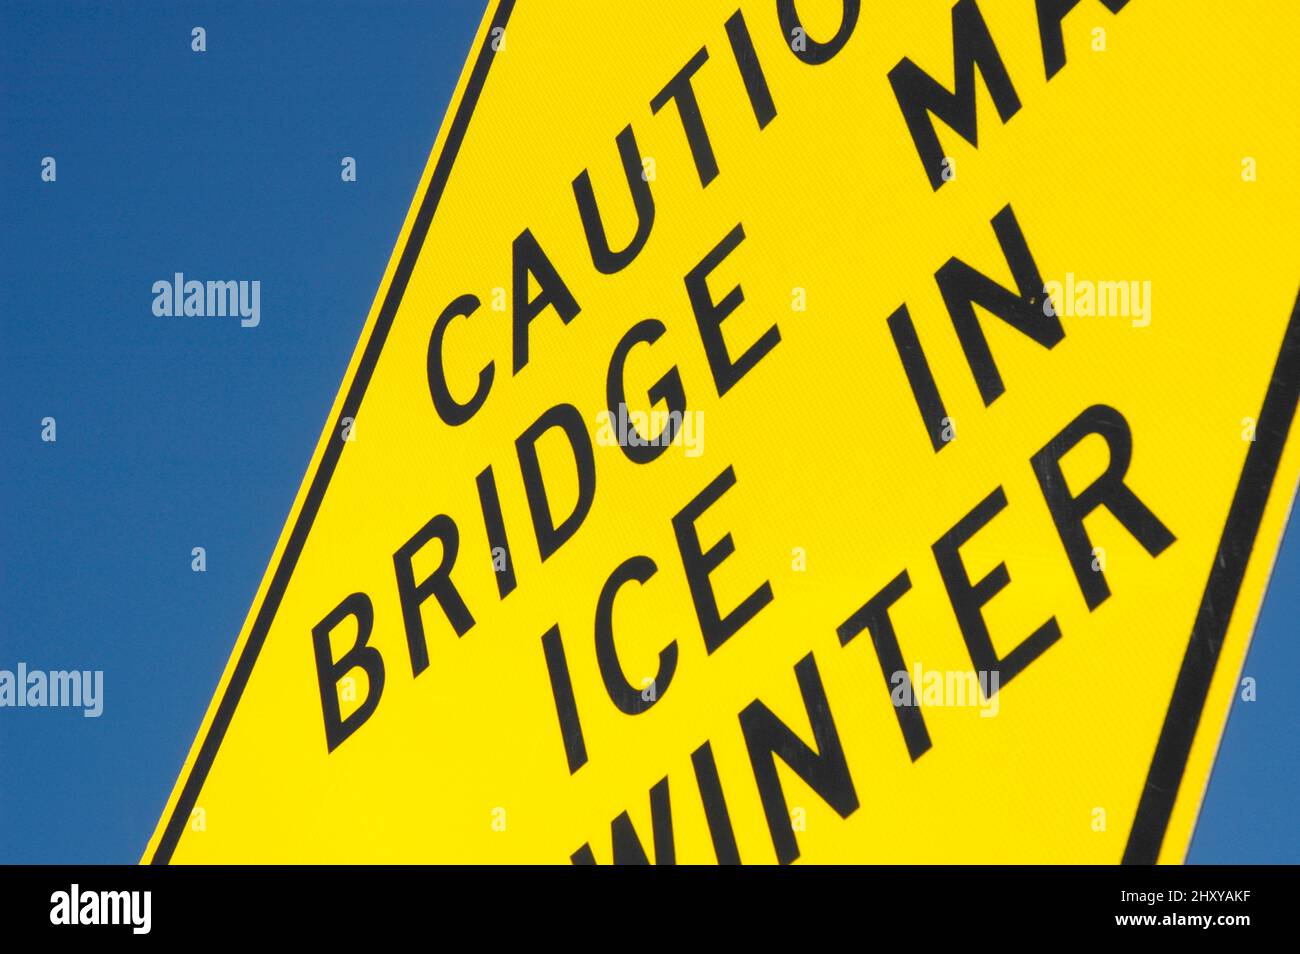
top-left (0, 0), bottom-right (1294, 864)
top-left (0, 0), bottom-right (488, 863)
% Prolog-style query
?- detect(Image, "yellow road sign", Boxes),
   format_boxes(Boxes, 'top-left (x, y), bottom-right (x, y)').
top-left (147, 0), bottom-right (1300, 864)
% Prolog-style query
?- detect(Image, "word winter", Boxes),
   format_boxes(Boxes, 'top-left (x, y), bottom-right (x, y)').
top-left (152, 273), bottom-right (261, 327)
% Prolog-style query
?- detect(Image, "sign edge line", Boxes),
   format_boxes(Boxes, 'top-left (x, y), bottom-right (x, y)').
top-left (1123, 287), bottom-right (1300, 864)
top-left (146, 0), bottom-right (518, 866)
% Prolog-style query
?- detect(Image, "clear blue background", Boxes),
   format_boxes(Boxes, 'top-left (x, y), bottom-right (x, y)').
top-left (0, 0), bottom-right (1294, 865)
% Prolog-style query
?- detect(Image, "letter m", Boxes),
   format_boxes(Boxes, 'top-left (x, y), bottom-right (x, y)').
top-left (888, 0), bottom-right (1021, 190)
top-left (207, 280), bottom-right (238, 317)
top-left (101, 892), bottom-right (129, 925)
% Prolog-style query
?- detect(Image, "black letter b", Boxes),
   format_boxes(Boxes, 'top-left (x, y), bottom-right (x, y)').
top-left (312, 592), bottom-right (386, 753)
